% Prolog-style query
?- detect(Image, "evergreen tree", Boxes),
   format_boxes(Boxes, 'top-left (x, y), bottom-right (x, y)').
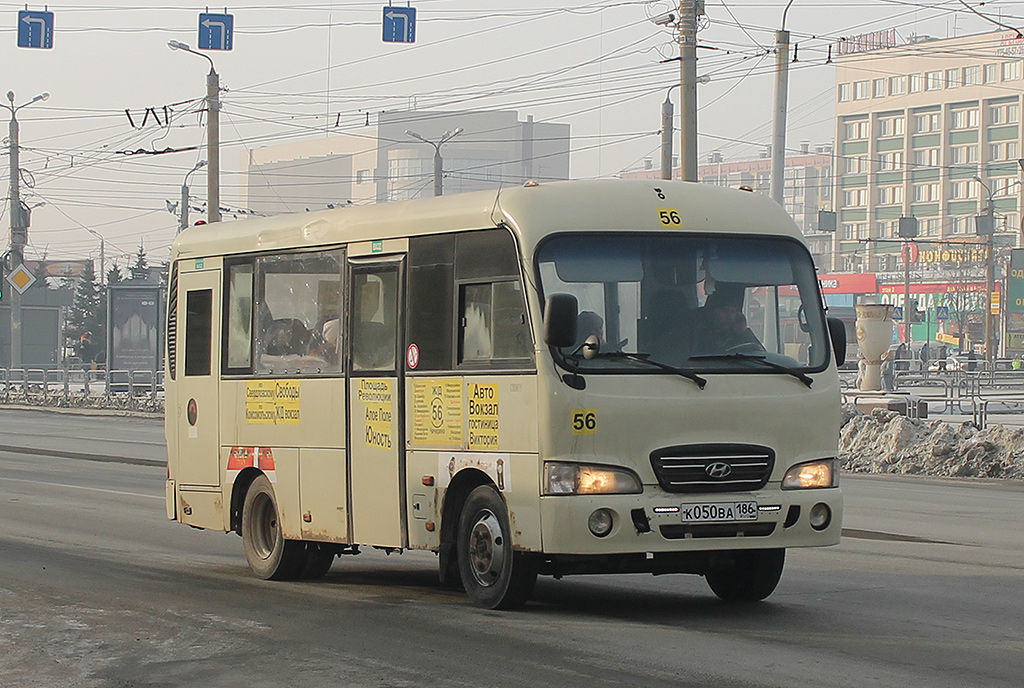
top-left (131, 240), bottom-right (149, 280)
top-left (107, 262), bottom-right (123, 285)
top-left (67, 261), bottom-right (105, 346)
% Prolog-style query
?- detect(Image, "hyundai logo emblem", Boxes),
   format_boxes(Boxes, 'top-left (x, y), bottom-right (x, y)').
top-left (705, 462), bottom-right (732, 479)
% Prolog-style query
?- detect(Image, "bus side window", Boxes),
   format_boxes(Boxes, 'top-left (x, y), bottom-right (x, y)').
top-left (223, 261), bottom-right (254, 373)
top-left (458, 280), bottom-right (531, 365)
top-left (184, 289), bottom-right (213, 377)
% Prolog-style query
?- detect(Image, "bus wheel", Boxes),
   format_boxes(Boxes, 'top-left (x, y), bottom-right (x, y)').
top-left (299, 543), bottom-right (337, 580)
top-left (705, 548), bottom-right (785, 602)
top-left (242, 475), bottom-right (306, 581)
top-left (457, 485), bottom-right (537, 610)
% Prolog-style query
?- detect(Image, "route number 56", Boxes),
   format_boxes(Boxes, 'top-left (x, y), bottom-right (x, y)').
top-left (571, 409), bottom-right (597, 435)
top-left (657, 208), bottom-right (682, 227)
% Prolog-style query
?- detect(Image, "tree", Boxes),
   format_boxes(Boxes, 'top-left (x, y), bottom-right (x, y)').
top-left (67, 261), bottom-right (105, 358)
top-left (107, 262), bottom-right (123, 285)
top-left (131, 240), bottom-right (149, 281)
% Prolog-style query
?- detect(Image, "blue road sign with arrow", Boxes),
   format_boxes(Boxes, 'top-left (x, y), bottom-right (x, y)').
top-left (18, 10), bottom-right (54, 49)
top-left (198, 13), bottom-right (233, 51)
top-left (383, 6), bottom-right (416, 43)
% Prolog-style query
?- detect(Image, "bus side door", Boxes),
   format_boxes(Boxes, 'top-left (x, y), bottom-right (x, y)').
top-left (347, 259), bottom-right (405, 548)
top-left (172, 265), bottom-right (223, 528)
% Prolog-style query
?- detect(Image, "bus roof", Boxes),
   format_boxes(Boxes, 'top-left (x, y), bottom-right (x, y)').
top-left (171, 179), bottom-right (803, 260)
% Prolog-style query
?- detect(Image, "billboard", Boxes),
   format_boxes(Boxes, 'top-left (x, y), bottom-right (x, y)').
top-left (107, 284), bottom-right (163, 371)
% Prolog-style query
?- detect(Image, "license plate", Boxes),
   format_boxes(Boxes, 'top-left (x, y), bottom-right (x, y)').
top-left (680, 501), bottom-right (758, 523)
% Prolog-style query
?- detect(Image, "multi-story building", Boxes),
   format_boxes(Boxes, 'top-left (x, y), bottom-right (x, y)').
top-left (243, 110), bottom-right (570, 215)
top-left (620, 144), bottom-right (834, 250)
top-left (832, 29), bottom-right (1024, 275)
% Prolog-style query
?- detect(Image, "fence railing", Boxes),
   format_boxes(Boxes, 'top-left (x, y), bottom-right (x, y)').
top-left (0, 368), bottom-right (164, 412)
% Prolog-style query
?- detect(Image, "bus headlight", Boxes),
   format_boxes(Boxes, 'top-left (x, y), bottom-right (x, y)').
top-left (544, 463), bottom-right (642, 495)
top-left (781, 459), bottom-right (838, 490)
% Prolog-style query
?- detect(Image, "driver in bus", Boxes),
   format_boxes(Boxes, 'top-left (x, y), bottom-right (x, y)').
top-left (697, 286), bottom-right (764, 354)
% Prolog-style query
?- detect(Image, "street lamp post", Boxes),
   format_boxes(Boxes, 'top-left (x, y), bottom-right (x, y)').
top-left (974, 175), bottom-right (997, 366)
top-left (168, 40), bottom-right (220, 224)
top-left (405, 128), bottom-right (463, 196)
top-left (84, 228), bottom-right (105, 288)
top-left (3, 89), bottom-right (49, 369)
top-left (179, 160), bottom-right (207, 232)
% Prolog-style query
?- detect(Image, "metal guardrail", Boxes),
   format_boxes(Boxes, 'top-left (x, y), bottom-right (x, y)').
top-left (0, 368), bottom-right (164, 412)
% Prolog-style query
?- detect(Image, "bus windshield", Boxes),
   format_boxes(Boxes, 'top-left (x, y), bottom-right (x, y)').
top-left (537, 233), bottom-right (829, 373)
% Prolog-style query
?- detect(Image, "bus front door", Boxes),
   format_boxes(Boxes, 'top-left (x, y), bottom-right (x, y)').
top-left (347, 260), bottom-right (405, 548)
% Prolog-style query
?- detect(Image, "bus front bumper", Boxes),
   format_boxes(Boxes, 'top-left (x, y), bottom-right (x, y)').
top-left (538, 486), bottom-right (842, 558)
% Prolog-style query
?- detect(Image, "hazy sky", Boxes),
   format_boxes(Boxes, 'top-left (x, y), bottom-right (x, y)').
top-left (1, 0), bottom-right (1017, 269)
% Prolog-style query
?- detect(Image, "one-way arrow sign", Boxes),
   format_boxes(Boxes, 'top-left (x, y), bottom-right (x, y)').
top-left (382, 6), bottom-right (416, 43)
top-left (18, 10), bottom-right (54, 49)
top-left (199, 12), bottom-right (234, 51)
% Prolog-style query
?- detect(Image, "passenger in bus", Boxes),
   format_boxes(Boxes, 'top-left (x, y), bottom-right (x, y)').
top-left (696, 287), bottom-right (763, 354)
top-left (576, 310), bottom-right (604, 354)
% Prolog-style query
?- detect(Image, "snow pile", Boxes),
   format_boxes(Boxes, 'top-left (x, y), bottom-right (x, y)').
top-left (840, 406), bottom-right (1024, 480)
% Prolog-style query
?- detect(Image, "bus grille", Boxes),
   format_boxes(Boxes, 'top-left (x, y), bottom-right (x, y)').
top-left (649, 444), bottom-right (775, 493)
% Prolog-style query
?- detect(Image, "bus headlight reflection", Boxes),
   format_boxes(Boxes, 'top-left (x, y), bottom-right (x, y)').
top-left (544, 462), bottom-right (642, 495)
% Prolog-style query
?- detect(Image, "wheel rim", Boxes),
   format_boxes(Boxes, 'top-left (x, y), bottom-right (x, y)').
top-left (467, 509), bottom-right (506, 587)
top-left (251, 492), bottom-right (279, 560)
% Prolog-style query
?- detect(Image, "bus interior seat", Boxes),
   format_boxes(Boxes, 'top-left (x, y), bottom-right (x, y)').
top-left (263, 318), bottom-right (313, 356)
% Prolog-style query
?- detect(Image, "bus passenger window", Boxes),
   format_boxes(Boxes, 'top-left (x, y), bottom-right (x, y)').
top-left (225, 262), bottom-right (253, 370)
top-left (459, 281), bottom-right (532, 365)
top-left (254, 250), bottom-right (344, 376)
top-left (184, 289), bottom-right (213, 377)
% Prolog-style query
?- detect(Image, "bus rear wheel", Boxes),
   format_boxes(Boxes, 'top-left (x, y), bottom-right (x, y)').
top-left (705, 548), bottom-right (785, 602)
top-left (457, 485), bottom-right (537, 610)
top-left (242, 475), bottom-right (306, 581)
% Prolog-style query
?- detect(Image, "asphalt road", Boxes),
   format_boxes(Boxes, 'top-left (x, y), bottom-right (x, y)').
top-left (0, 409), bottom-right (1021, 687)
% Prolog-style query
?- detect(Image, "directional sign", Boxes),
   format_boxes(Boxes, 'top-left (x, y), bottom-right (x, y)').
top-left (6, 264), bottom-right (36, 294)
top-left (383, 6), bottom-right (416, 43)
top-left (18, 10), bottom-right (54, 49)
top-left (935, 306), bottom-right (949, 321)
top-left (198, 13), bottom-right (233, 51)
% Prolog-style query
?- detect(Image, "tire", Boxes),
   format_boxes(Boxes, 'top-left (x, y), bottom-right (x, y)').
top-left (457, 485), bottom-right (538, 610)
top-left (705, 548), bottom-right (785, 602)
top-left (299, 543), bottom-right (337, 580)
top-left (241, 475), bottom-right (307, 581)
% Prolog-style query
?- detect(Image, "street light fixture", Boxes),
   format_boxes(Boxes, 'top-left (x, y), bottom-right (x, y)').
top-left (3, 89), bottom-right (49, 369)
top-left (178, 160), bottom-right (208, 232)
top-left (168, 40), bottom-right (220, 224)
top-left (405, 128), bottom-right (464, 196)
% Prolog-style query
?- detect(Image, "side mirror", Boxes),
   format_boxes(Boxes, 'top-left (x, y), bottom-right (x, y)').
top-left (544, 293), bottom-right (579, 348)
top-left (826, 317), bottom-right (847, 367)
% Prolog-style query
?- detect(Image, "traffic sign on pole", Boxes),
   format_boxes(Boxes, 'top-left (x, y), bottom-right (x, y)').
top-left (198, 13), bottom-right (233, 51)
top-left (17, 10), bottom-right (54, 49)
top-left (892, 306), bottom-right (904, 321)
top-left (382, 6), bottom-right (416, 43)
top-left (936, 306), bottom-right (949, 321)
top-left (6, 264), bottom-right (36, 294)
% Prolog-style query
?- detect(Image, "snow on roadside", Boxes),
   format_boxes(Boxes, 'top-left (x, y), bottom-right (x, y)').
top-left (840, 405), bottom-right (1024, 480)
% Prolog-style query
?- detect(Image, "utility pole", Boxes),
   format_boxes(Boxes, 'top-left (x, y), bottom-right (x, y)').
top-left (976, 176), bottom-right (997, 367)
top-left (770, 1), bottom-right (796, 204)
top-left (207, 66), bottom-right (221, 223)
top-left (168, 40), bottom-right (220, 223)
top-left (678, 0), bottom-right (700, 182)
top-left (3, 90), bottom-right (49, 369)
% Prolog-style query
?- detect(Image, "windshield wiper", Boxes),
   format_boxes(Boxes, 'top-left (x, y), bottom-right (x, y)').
top-left (592, 351), bottom-right (707, 390)
top-left (688, 353), bottom-right (813, 388)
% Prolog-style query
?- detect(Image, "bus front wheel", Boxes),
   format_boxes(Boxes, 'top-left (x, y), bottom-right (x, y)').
top-left (457, 485), bottom-right (537, 610)
top-left (242, 474), bottom-right (307, 580)
top-left (705, 548), bottom-right (785, 602)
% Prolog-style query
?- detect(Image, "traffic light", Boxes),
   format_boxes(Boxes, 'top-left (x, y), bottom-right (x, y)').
top-left (817, 210), bottom-right (837, 232)
top-left (898, 216), bottom-right (919, 238)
